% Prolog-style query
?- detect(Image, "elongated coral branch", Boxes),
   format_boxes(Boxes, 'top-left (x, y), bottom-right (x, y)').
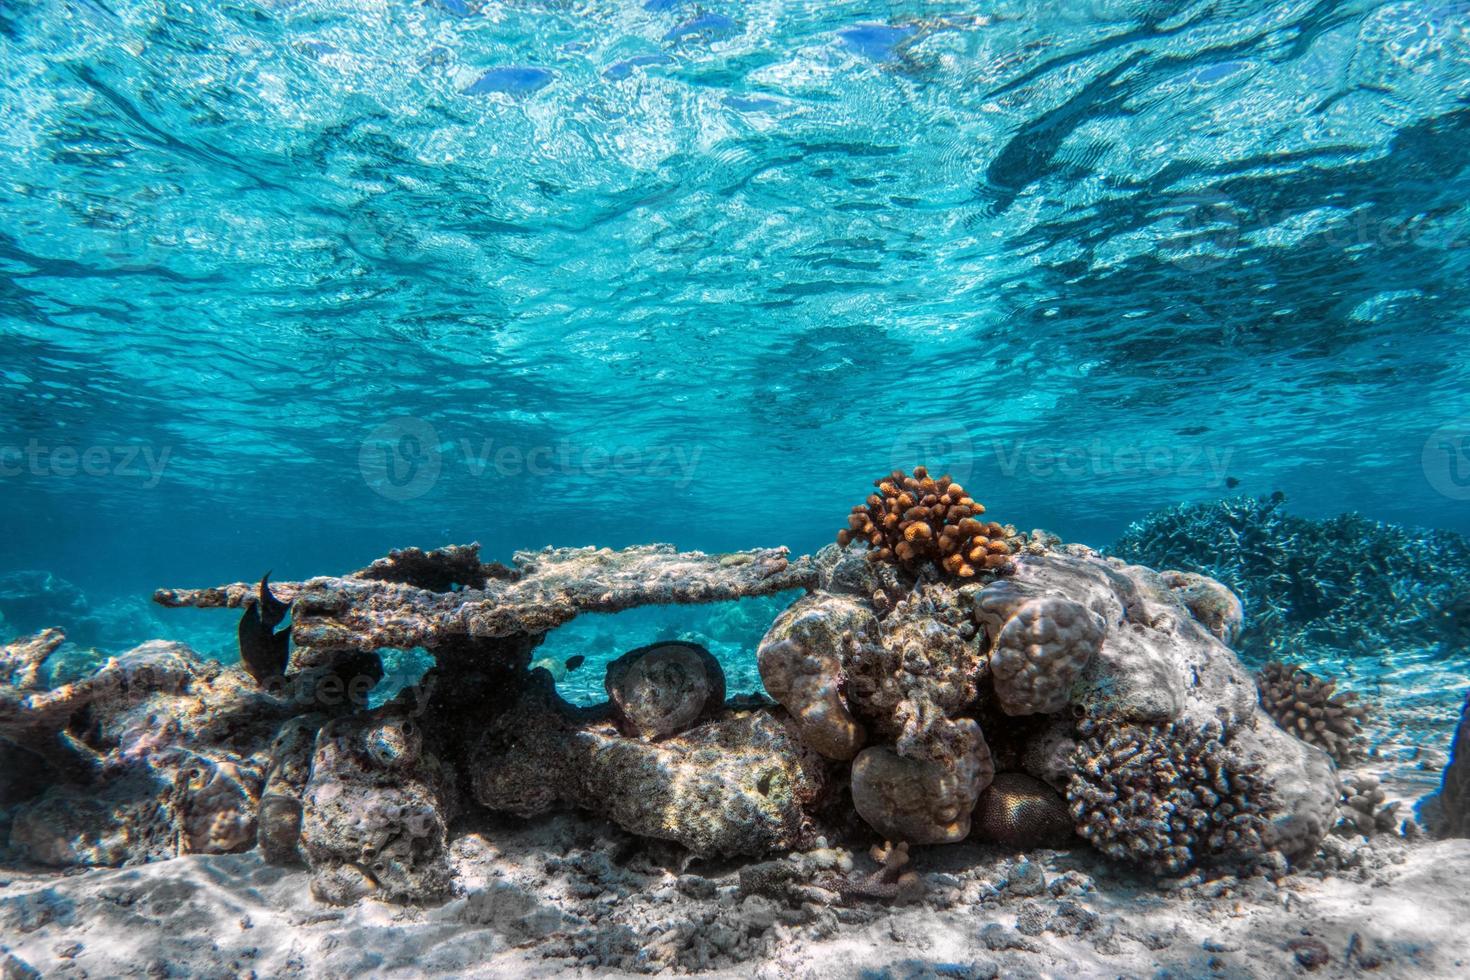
top-left (155, 544), bottom-right (815, 651)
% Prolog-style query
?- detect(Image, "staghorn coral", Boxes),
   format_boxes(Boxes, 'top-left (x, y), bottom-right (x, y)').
top-left (1256, 661), bottom-right (1368, 764)
top-left (836, 466), bottom-right (1015, 578)
top-left (1068, 713), bottom-right (1272, 875)
top-left (972, 772), bottom-right (1075, 849)
top-left (1111, 494), bottom-right (1470, 662)
top-left (975, 590), bottom-right (1103, 716)
top-left (604, 641), bottom-right (725, 740)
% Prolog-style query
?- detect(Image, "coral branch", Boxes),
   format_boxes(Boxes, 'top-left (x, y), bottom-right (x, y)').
top-left (154, 544), bottom-right (816, 651)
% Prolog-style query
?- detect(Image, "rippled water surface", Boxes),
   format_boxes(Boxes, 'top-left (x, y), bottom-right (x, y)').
top-left (2, 0), bottom-right (1469, 597)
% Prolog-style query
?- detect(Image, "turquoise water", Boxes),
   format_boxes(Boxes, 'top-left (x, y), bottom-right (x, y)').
top-left (2, 0), bottom-right (1469, 642)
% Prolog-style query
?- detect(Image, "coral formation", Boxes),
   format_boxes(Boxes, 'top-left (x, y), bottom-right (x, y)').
top-left (972, 772), bottom-right (1074, 849)
top-left (0, 633), bottom-right (376, 867)
top-left (1336, 775), bottom-right (1399, 837)
top-left (837, 466), bottom-right (1015, 578)
top-left (1256, 661), bottom-right (1368, 764)
top-left (157, 543), bottom-right (814, 650)
top-left (975, 591), bottom-right (1102, 716)
top-left (604, 641), bottom-right (725, 739)
top-left (1111, 494), bottom-right (1470, 661)
top-left (471, 672), bottom-right (829, 857)
top-left (1, 508), bottom-right (1352, 901)
top-left (1067, 714), bottom-right (1271, 875)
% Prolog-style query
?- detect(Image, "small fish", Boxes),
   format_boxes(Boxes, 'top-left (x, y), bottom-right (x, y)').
top-left (1225, 477), bottom-right (1241, 489)
top-left (564, 655), bottom-right (586, 672)
top-left (238, 572), bottom-right (291, 684)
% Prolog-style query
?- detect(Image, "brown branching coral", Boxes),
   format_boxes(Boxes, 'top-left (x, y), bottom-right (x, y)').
top-left (1068, 713), bottom-right (1272, 875)
top-left (837, 466), bottom-right (1014, 578)
top-left (1256, 661), bottom-right (1368, 764)
top-left (1336, 775), bottom-right (1399, 837)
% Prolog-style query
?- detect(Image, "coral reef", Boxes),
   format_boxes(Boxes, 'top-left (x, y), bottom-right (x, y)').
top-left (1111, 494), bottom-right (1470, 661)
top-left (1, 513), bottom-right (1351, 903)
top-left (836, 466), bottom-right (1015, 578)
top-left (1256, 661), bottom-right (1368, 764)
top-left (1068, 714), bottom-right (1271, 875)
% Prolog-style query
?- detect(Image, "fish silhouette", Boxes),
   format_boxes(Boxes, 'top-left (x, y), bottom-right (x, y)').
top-left (564, 654), bottom-right (586, 672)
top-left (238, 572), bottom-right (291, 683)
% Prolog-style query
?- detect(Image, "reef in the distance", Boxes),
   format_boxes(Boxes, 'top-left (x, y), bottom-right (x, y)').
top-left (1, 483), bottom-right (1366, 906)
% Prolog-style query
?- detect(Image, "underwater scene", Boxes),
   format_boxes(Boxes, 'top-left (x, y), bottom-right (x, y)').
top-left (3, 0), bottom-right (1470, 977)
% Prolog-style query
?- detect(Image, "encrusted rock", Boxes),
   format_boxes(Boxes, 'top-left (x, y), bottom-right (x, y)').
top-left (1159, 570), bottom-right (1245, 647)
top-left (851, 729), bottom-right (993, 845)
top-left (471, 675), bottom-right (830, 856)
top-left (300, 711), bottom-right (454, 903)
top-left (604, 641), bottom-right (725, 739)
top-left (756, 594), bottom-right (871, 760)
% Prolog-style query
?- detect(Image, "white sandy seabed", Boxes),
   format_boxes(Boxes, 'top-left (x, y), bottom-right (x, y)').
top-left (2, 809), bottom-right (1469, 980)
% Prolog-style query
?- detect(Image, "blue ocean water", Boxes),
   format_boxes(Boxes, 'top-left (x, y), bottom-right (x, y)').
top-left (1, 0), bottom-right (1469, 669)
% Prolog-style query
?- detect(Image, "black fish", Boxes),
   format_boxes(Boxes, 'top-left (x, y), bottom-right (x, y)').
top-left (564, 655), bottom-right (586, 672)
top-left (238, 572), bottom-right (291, 684)
top-left (1225, 476), bottom-right (1241, 489)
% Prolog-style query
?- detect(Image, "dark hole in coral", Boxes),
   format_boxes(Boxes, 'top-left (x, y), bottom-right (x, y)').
top-left (756, 770), bottom-right (774, 795)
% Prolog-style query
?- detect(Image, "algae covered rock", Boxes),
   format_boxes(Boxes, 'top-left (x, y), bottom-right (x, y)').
top-left (471, 674), bottom-right (830, 857)
top-left (756, 594), bottom-right (871, 760)
top-left (300, 711), bottom-right (454, 903)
